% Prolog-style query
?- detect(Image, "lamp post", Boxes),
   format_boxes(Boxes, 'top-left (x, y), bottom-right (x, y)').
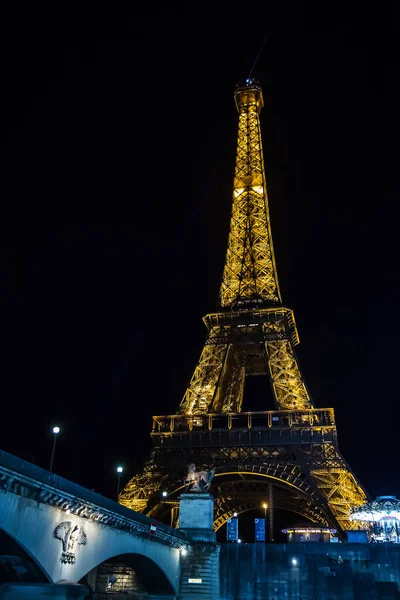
top-left (263, 502), bottom-right (268, 543)
top-left (116, 466), bottom-right (123, 500)
top-left (49, 426), bottom-right (60, 472)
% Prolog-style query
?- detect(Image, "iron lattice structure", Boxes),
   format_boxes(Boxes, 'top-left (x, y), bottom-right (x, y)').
top-left (120, 81), bottom-right (368, 535)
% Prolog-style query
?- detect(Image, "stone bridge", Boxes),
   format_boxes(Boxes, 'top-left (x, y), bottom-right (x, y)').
top-left (0, 450), bottom-right (189, 595)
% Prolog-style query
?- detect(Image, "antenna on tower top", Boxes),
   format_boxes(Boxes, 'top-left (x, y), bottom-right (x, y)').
top-left (247, 28), bottom-right (272, 82)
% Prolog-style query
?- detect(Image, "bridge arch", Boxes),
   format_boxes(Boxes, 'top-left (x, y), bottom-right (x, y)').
top-left (0, 526), bottom-right (51, 583)
top-left (81, 552), bottom-right (176, 595)
top-left (0, 484), bottom-right (181, 591)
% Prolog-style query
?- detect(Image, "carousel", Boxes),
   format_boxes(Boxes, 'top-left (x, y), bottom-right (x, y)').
top-left (350, 496), bottom-right (400, 543)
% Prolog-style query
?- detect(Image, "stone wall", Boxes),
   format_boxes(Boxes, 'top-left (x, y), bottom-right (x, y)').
top-left (179, 542), bottom-right (220, 599)
top-left (178, 493), bottom-right (220, 599)
top-left (219, 542), bottom-right (400, 599)
top-left (94, 561), bottom-right (146, 594)
top-left (0, 583), bottom-right (89, 599)
top-left (0, 490), bottom-right (181, 590)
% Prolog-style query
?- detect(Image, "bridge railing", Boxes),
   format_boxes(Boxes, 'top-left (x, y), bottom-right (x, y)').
top-left (0, 449), bottom-right (188, 550)
top-left (152, 408), bottom-right (335, 434)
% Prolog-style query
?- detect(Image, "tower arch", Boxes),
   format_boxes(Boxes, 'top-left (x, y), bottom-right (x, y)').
top-left (0, 527), bottom-right (51, 583)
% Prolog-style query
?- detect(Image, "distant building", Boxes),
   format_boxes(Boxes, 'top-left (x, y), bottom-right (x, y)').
top-left (281, 525), bottom-right (337, 543)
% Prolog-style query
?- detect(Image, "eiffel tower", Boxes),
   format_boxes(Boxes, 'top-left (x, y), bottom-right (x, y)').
top-left (120, 79), bottom-right (368, 537)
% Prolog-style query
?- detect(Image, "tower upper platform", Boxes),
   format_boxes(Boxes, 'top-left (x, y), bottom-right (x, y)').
top-left (234, 79), bottom-right (264, 113)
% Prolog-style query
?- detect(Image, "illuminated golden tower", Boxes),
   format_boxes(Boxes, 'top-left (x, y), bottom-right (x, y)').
top-left (120, 80), bottom-right (368, 536)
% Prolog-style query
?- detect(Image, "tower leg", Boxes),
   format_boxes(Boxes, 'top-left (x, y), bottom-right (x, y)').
top-left (171, 504), bottom-right (179, 528)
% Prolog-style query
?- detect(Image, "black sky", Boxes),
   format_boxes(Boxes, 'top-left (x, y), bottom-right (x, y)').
top-left (0, 3), bottom-right (399, 504)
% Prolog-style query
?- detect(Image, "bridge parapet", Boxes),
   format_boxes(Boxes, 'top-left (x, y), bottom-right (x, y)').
top-left (0, 449), bottom-right (187, 550)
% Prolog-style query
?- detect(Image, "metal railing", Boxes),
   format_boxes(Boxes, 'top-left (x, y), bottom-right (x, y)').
top-left (152, 409), bottom-right (335, 435)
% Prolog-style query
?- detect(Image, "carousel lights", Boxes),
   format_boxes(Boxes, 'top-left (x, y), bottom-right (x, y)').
top-left (350, 496), bottom-right (400, 543)
top-left (351, 496), bottom-right (400, 521)
top-left (351, 510), bottom-right (400, 522)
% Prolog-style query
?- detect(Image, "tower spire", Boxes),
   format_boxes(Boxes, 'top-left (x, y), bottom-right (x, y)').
top-left (219, 80), bottom-right (281, 308)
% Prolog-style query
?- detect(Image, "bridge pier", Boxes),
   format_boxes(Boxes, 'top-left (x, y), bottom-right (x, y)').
top-left (178, 493), bottom-right (220, 599)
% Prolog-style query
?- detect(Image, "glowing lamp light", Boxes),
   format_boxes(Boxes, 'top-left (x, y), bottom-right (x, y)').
top-left (233, 512), bottom-right (238, 517)
top-left (181, 548), bottom-right (187, 556)
top-left (233, 187), bottom-right (244, 198)
top-left (292, 558), bottom-right (297, 566)
top-left (49, 426), bottom-right (61, 472)
top-left (117, 466), bottom-right (123, 474)
top-left (263, 503), bottom-right (267, 509)
top-left (162, 491), bottom-right (168, 497)
top-left (238, 539), bottom-right (242, 544)
top-left (253, 185), bottom-right (264, 195)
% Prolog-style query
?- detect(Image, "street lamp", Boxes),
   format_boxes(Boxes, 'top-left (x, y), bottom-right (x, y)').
top-left (162, 491), bottom-right (168, 497)
top-left (116, 466), bottom-right (123, 500)
top-left (263, 503), bottom-right (268, 543)
top-left (49, 426), bottom-right (60, 472)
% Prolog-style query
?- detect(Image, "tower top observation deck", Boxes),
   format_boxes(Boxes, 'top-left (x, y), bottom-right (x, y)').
top-left (234, 78), bottom-right (264, 113)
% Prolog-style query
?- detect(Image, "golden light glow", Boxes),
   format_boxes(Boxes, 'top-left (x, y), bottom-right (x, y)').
top-left (265, 339), bottom-right (313, 410)
top-left (252, 185), bottom-right (264, 195)
top-left (119, 82), bottom-right (368, 535)
top-left (311, 445), bottom-right (367, 531)
top-left (233, 188), bottom-right (244, 198)
top-left (176, 85), bottom-right (312, 415)
top-left (219, 86), bottom-right (281, 307)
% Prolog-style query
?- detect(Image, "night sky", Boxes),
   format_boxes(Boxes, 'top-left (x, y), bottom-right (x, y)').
top-left (0, 4), bottom-right (399, 506)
